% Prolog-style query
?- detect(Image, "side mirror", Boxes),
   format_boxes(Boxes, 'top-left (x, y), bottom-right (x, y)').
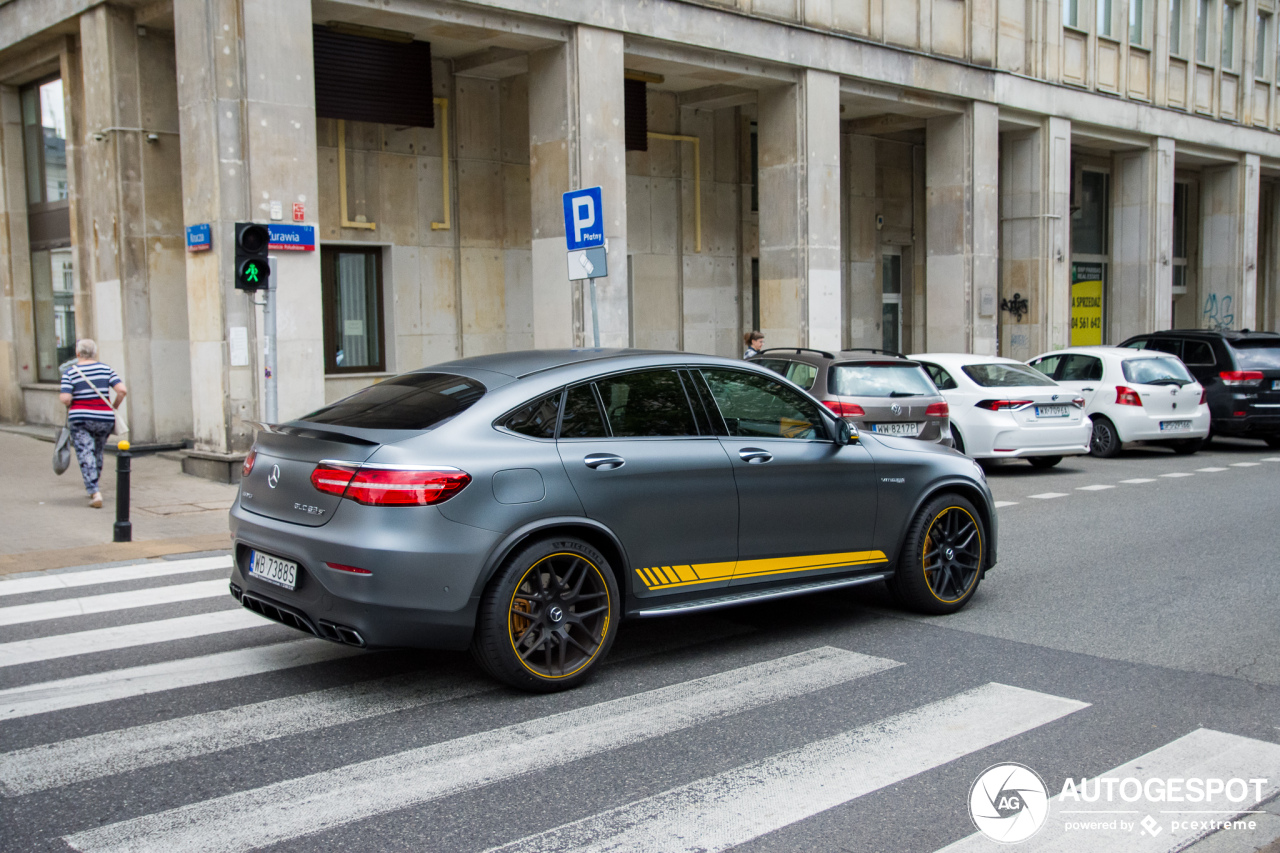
top-left (835, 418), bottom-right (859, 445)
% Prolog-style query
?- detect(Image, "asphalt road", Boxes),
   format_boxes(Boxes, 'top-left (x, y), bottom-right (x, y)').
top-left (1, 438), bottom-right (1278, 853)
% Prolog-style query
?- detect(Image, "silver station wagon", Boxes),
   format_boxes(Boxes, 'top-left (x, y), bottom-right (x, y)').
top-left (230, 349), bottom-right (996, 691)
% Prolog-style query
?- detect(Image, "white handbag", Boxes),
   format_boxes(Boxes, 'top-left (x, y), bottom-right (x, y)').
top-left (72, 365), bottom-right (129, 436)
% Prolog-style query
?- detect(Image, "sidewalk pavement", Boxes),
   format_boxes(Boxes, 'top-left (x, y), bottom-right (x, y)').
top-left (0, 427), bottom-right (236, 573)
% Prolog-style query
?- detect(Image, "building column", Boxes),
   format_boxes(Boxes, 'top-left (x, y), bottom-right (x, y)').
top-left (758, 69), bottom-right (841, 351)
top-left (0, 85), bottom-right (33, 422)
top-left (925, 101), bottom-right (999, 354)
top-left (528, 26), bottom-right (628, 348)
top-left (1109, 137), bottom-right (1175, 343)
top-left (842, 133), bottom-right (878, 349)
top-left (999, 116), bottom-right (1072, 360)
top-left (175, 0), bottom-right (323, 458)
top-left (1263, 185), bottom-right (1280, 332)
top-left (1199, 153), bottom-right (1260, 332)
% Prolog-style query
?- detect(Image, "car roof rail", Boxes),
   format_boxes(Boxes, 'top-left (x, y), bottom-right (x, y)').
top-left (838, 347), bottom-right (907, 359)
top-left (756, 347), bottom-right (836, 359)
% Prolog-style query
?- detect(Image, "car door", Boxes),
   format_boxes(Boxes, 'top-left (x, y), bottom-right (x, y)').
top-left (1055, 354), bottom-right (1104, 408)
top-left (556, 369), bottom-right (739, 600)
top-left (695, 367), bottom-right (885, 588)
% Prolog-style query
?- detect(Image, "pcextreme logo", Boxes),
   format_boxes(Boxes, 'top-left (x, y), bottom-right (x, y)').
top-left (969, 763), bottom-right (1050, 843)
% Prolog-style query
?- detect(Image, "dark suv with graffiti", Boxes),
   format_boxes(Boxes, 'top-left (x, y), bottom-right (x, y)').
top-left (1118, 330), bottom-right (1280, 447)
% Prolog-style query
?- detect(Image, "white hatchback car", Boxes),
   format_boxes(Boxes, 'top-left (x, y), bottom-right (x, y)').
top-left (910, 353), bottom-right (1092, 467)
top-left (1026, 346), bottom-right (1210, 457)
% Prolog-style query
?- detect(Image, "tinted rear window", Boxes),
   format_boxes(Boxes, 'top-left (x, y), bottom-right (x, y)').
top-left (962, 363), bottom-right (1058, 387)
top-left (830, 364), bottom-right (937, 397)
top-left (1122, 357), bottom-right (1193, 385)
top-left (1229, 341), bottom-right (1280, 370)
top-left (302, 373), bottom-right (486, 430)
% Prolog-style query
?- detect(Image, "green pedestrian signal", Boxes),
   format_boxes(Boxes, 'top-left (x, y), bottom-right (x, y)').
top-left (235, 223), bottom-right (271, 290)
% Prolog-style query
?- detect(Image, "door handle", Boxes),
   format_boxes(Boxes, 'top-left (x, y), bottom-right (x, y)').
top-left (583, 453), bottom-right (625, 471)
top-left (1081, 387), bottom-right (1094, 392)
top-left (738, 448), bottom-right (773, 464)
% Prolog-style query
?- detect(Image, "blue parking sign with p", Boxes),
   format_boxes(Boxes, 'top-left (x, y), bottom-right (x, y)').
top-left (563, 187), bottom-right (605, 251)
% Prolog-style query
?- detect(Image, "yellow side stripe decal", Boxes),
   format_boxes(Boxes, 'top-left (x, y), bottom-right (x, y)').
top-left (635, 550), bottom-right (889, 591)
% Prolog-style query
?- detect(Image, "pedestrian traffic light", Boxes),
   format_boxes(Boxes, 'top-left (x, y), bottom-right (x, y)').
top-left (235, 223), bottom-right (271, 291)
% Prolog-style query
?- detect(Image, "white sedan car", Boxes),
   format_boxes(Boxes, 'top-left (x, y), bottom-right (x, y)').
top-left (909, 353), bottom-right (1092, 467)
top-left (1026, 346), bottom-right (1210, 457)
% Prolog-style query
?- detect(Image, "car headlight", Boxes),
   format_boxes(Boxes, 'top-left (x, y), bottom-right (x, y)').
top-left (973, 461), bottom-right (986, 481)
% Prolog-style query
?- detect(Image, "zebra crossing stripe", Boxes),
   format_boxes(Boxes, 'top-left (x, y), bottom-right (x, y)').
top-left (0, 608), bottom-right (270, 669)
top-left (0, 639), bottom-right (361, 720)
top-left (935, 727), bottom-right (1280, 852)
top-left (485, 683), bottom-right (1088, 853)
top-left (0, 579), bottom-right (228, 627)
top-left (0, 618), bottom-right (753, 796)
top-left (62, 646), bottom-right (901, 853)
top-left (0, 556), bottom-right (232, 598)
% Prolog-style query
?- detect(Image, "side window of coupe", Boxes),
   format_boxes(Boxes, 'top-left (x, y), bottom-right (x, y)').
top-left (594, 370), bottom-right (699, 437)
top-left (559, 383), bottom-right (609, 438)
top-left (699, 369), bottom-right (825, 440)
top-left (921, 363), bottom-right (958, 390)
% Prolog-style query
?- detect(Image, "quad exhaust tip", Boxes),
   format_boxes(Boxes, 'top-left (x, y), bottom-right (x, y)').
top-left (238, 589), bottom-right (365, 648)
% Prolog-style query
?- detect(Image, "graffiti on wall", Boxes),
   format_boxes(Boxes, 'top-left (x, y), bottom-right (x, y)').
top-left (1202, 294), bottom-right (1234, 330)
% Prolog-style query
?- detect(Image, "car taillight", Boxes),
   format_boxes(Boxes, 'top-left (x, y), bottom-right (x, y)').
top-left (975, 400), bottom-right (1032, 411)
top-left (1115, 386), bottom-right (1143, 407)
top-left (1219, 370), bottom-right (1263, 386)
top-left (924, 401), bottom-right (949, 417)
top-left (1199, 387), bottom-right (1208, 405)
top-left (1072, 397), bottom-right (1086, 407)
top-left (242, 449), bottom-right (257, 478)
top-left (822, 400), bottom-right (866, 418)
top-left (311, 463), bottom-right (471, 506)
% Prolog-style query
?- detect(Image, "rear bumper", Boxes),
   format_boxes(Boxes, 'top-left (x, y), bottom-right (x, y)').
top-left (1212, 413), bottom-right (1280, 436)
top-left (979, 421), bottom-right (1093, 459)
top-left (228, 498), bottom-right (502, 650)
top-left (1112, 407), bottom-right (1211, 442)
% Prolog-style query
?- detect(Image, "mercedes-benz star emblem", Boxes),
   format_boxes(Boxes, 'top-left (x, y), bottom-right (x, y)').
top-left (548, 605), bottom-right (564, 623)
top-left (267, 464), bottom-right (281, 489)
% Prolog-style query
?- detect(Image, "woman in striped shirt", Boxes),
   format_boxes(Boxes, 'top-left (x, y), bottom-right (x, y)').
top-left (59, 339), bottom-right (127, 508)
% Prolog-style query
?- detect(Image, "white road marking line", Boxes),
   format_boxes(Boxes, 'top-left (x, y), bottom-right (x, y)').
top-left (0, 609), bottom-right (268, 669)
top-left (1029, 493), bottom-right (1069, 500)
top-left (1120, 478), bottom-right (1156, 484)
top-left (1263, 457), bottom-right (1280, 462)
top-left (1076, 485), bottom-right (1115, 491)
top-left (0, 640), bottom-right (361, 720)
top-left (936, 728), bottom-right (1280, 852)
top-left (1229, 462), bottom-right (1262, 467)
top-left (62, 647), bottom-right (901, 853)
top-left (0, 556), bottom-right (231, 597)
top-left (994, 501), bottom-right (1019, 508)
top-left (1159, 472), bottom-right (1195, 478)
top-left (1195, 467), bottom-right (1229, 472)
top-left (0, 619), bottom-right (755, 796)
top-left (485, 683), bottom-right (1088, 853)
top-left (0, 579), bottom-right (228, 627)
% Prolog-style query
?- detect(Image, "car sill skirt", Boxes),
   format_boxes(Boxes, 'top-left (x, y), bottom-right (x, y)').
top-left (632, 572), bottom-right (890, 618)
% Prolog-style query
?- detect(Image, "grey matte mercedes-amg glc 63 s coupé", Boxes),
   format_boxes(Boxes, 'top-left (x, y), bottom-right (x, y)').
top-left (229, 349), bottom-right (997, 691)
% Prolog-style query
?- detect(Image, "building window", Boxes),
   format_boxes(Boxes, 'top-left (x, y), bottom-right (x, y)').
top-left (1171, 0), bottom-right (1185, 55)
top-left (1222, 1), bottom-right (1239, 69)
top-left (1098, 0), bottom-right (1114, 37)
top-left (1064, 0), bottom-right (1079, 28)
top-left (1256, 12), bottom-right (1270, 78)
top-left (22, 76), bottom-right (73, 382)
top-left (1130, 0), bottom-right (1145, 44)
top-left (1172, 183), bottom-right (1189, 293)
top-left (322, 247), bottom-right (385, 374)
top-left (1072, 170), bottom-right (1109, 257)
top-left (1197, 0), bottom-right (1212, 62)
top-left (881, 253), bottom-right (902, 354)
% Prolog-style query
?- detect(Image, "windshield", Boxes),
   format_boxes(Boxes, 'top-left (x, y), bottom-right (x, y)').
top-left (830, 363), bottom-right (938, 397)
top-left (1229, 341), bottom-right (1280, 370)
top-left (1122, 357), bottom-right (1193, 386)
top-left (962, 363), bottom-right (1058, 388)
top-left (301, 372), bottom-right (487, 430)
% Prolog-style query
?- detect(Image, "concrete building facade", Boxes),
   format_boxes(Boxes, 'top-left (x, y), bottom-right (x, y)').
top-left (3, 0), bottom-right (1280, 476)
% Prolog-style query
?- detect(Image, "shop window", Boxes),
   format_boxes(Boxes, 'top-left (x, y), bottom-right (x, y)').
top-left (322, 247), bottom-right (385, 374)
top-left (882, 253), bottom-right (902, 354)
top-left (1172, 183), bottom-right (1190, 294)
top-left (22, 76), bottom-right (73, 382)
top-left (1072, 170), bottom-right (1109, 256)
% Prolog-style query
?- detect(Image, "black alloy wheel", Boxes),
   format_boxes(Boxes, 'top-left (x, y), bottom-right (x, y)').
top-left (887, 494), bottom-right (984, 615)
top-left (1027, 455), bottom-right (1063, 468)
top-left (1090, 417), bottom-right (1121, 458)
top-left (951, 428), bottom-right (967, 456)
top-left (472, 537), bottom-right (619, 692)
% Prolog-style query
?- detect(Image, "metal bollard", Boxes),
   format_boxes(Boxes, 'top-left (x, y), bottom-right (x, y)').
top-left (114, 440), bottom-right (132, 542)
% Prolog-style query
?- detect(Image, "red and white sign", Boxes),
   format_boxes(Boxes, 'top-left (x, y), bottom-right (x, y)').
top-left (292, 202), bottom-right (305, 222)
